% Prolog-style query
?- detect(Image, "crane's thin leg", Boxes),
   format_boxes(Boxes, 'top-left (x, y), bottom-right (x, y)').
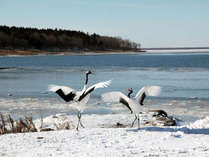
top-left (79, 112), bottom-right (85, 128)
top-left (76, 112), bottom-right (80, 131)
top-left (137, 115), bottom-right (140, 129)
top-left (131, 115), bottom-right (137, 127)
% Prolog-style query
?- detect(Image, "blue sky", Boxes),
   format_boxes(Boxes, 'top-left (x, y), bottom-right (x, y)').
top-left (1, 0), bottom-right (209, 47)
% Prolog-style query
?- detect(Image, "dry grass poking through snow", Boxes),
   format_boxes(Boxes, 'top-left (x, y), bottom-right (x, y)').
top-left (0, 109), bottom-right (176, 135)
top-left (0, 113), bottom-right (37, 134)
top-left (0, 113), bottom-right (73, 135)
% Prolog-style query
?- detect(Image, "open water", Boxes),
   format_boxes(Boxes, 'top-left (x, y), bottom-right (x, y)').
top-left (0, 52), bottom-right (209, 123)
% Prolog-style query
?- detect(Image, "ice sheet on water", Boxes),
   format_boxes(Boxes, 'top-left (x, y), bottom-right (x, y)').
top-left (0, 95), bottom-right (209, 124)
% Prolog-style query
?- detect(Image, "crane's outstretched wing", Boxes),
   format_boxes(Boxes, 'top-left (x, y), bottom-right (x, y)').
top-left (88, 80), bottom-right (112, 90)
top-left (48, 84), bottom-right (76, 102)
top-left (101, 91), bottom-right (133, 113)
top-left (78, 80), bottom-right (112, 102)
top-left (134, 86), bottom-right (161, 105)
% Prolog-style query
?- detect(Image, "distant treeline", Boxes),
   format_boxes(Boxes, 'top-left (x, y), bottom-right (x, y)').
top-left (0, 25), bottom-right (140, 52)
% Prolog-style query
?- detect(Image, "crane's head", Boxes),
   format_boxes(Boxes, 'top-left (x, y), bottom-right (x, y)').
top-left (86, 70), bottom-right (93, 75)
top-left (127, 88), bottom-right (133, 98)
top-left (128, 88), bottom-right (133, 92)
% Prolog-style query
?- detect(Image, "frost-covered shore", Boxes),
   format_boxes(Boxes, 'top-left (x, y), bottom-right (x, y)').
top-left (0, 114), bottom-right (209, 157)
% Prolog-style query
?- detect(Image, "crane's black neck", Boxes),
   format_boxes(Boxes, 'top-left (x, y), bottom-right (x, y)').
top-left (85, 73), bottom-right (89, 85)
top-left (128, 90), bottom-right (133, 98)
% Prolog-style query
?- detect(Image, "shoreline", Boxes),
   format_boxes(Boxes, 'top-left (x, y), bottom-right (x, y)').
top-left (1, 49), bottom-right (209, 57)
top-left (0, 49), bottom-right (143, 56)
top-left (144, 49), bottom-right (209, 53)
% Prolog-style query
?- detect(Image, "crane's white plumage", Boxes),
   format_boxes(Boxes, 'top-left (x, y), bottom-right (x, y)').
top-left (135, 86), bottom-right (161, 102)
top-left (101, 91), bottom-right (128, 103)
top-left (69, 94), bottom-right (90, 112)
top-left (49, 80), bottom-right (112, 102)
top-left (48, 70), bottom-right (112, 130)
top-left (101, 86), bottom-right (161, 128)
top-left (101, 91), bottom-right (139, 114)
top-left (48, 84), bottom-right (75, 95)
top-left (89, 80), bottom-right (112, 90)
top-left (102, 86), bottom-right (161, 107)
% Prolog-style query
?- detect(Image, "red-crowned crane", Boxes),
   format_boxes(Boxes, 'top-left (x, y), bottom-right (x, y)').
top-left (102, 86), bottom-right (161, 128)
top-left (49, 70), bottom-right (111, 130)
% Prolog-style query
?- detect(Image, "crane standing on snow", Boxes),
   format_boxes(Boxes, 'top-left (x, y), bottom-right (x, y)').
top-left (49, 70), bottom-right (111, 130)
top-left (102, 86), bottom-right (161, 128)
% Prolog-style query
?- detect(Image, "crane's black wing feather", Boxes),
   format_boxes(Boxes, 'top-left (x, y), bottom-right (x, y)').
top-left (119, 97), bottom-right (133, 114)
top-left (139, 92), bottom-right (146, 106)
top-left (56, 89), bottom-right (76, 102)
top-left (78, 87), bottom-right (95, 102)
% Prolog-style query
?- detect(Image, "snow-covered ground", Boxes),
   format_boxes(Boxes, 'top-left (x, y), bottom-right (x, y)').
top-left (0, 114), bottom-right (209, 157)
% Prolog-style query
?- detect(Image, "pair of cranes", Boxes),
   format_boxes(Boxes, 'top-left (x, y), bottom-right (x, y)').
top-left (49, 70), bottom-right (161, 130)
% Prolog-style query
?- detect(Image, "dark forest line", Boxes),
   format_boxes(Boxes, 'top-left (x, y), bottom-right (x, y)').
top-left (0, 25), bottom-right (141, 55)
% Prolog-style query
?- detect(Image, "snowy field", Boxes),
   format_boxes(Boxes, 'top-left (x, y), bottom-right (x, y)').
top-left (0, 114), bottom-right (209, 157)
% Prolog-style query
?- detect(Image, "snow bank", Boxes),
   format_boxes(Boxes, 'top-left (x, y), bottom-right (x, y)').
top-left (0, 114), bottom-right (209, 157)
top-left (187, 116), bottom-right (209, 129)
